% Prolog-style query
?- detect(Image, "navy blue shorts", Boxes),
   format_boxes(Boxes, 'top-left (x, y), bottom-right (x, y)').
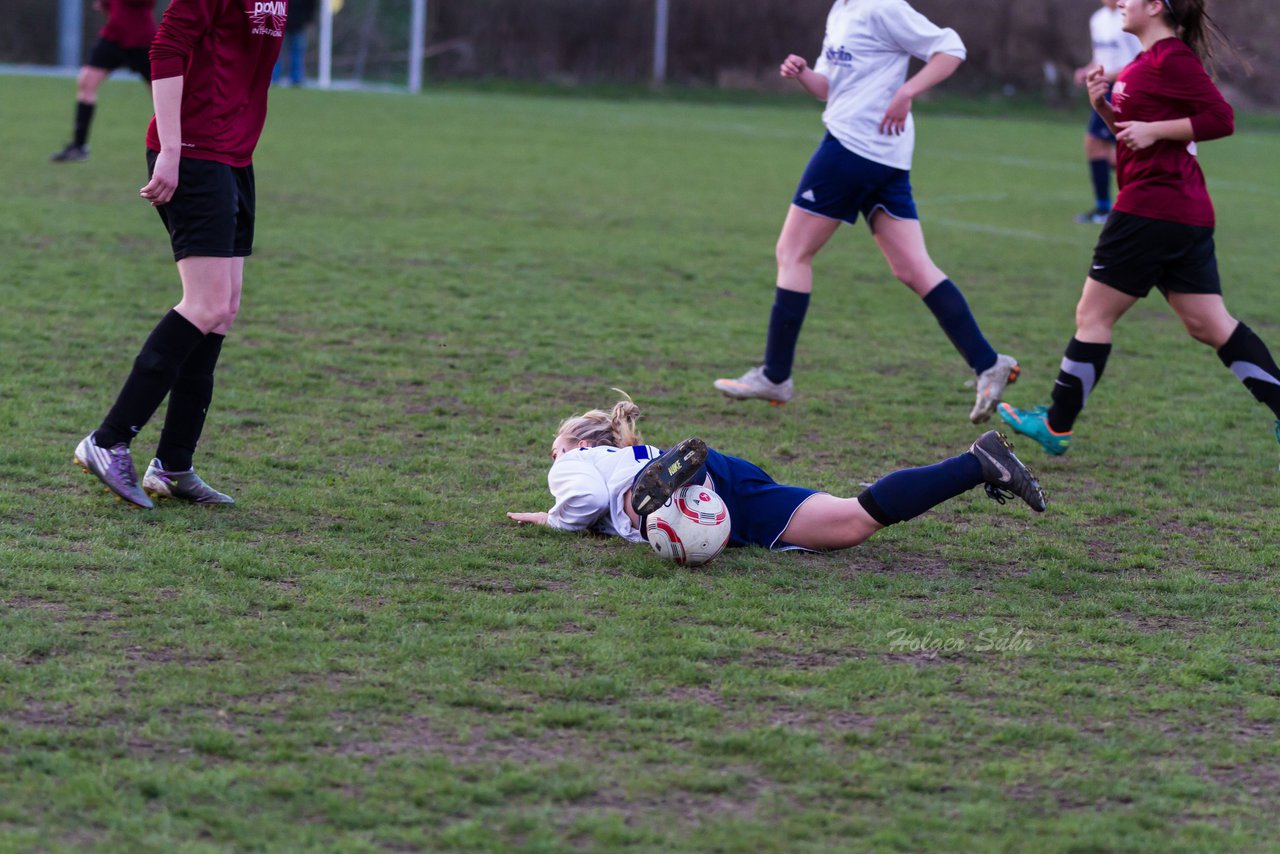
top-left (696, 449), bottom-right (819, 551)
top-left (1087, 86), bottom-right (1117, 143)
top-left (791, 132), bottom-right (918, 229)
top-left (1087, 109), bottom-right (1116, 143)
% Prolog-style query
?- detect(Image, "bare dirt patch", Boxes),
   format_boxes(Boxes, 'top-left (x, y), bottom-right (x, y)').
top-left (453, 579), bottom-right (572, 595)
top-left (325, 712), bottom-right (603, 767)
top-left (5, 596), bottom-right (72, 618)
top-left (666, 686), bottom-right (729, 709)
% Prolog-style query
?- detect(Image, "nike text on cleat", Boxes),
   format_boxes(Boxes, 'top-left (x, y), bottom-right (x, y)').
top-left (969, 430), bottom-right (1047, 512)
top-left (713, 366), bottom-right (794, 405)
top-left (143, 459), bottom-right (235, 505)
top-left (997, 403), bottom-right (1072, 456)
top-left (73, 433), bottom-right (154, 509)
top-left (630, 437), bottom-right (708, 517)
top-left (970, 354), bottom-right (1020, 424)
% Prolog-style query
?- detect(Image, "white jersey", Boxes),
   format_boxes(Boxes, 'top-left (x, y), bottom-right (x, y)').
top-left (1089, 6), bottom-right (1141, 78)
top-left (813, 0), bottom-right (965, 171)
top-left (546, 444), bottom-right (662, 543)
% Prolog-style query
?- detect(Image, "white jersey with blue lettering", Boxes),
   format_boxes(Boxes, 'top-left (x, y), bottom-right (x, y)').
top-left (1089, 6), bottom-right (1141, 79)
top-left (546, 444), bottom-right (661, 543)
top-left (812, 0), bottom-right (965, 171)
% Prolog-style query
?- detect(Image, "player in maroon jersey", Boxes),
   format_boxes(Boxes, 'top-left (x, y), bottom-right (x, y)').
top-left (51, 0), bottom-right (157, 163)
top-left (73, 0), bottom-right (286, 508)
top-left (999, 0), bottom-right (1280, 465)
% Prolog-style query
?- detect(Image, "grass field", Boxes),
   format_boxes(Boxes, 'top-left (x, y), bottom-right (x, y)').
top-left (2, 74), bottom-right (1279, 851)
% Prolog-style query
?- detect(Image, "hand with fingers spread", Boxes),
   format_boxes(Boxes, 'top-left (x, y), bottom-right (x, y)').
top-left (880, 87), bottom-right (912, 136)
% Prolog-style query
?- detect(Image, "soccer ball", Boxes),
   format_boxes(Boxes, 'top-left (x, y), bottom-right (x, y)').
top-left (645, 485), bottom-right (731, 567)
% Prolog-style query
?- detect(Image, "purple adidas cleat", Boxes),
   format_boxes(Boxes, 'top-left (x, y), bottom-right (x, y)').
top-left (143, 459), bottom-right (235, 505)
top-left (73, 433), bottom-right (154, 509)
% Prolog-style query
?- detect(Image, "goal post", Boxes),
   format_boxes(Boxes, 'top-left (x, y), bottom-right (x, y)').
top-left (316, 0), bottom-right (426, 92)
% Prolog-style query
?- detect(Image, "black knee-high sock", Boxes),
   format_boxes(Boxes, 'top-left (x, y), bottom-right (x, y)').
top-left (1217, 322), bottom-right (1280, 419)
top-left (156, 333), bottom-right (225, 471)
top-left (1047, 338), bottom-right (1111, 434)
top-left (96, 310), bottom-right (207, 448)
top-left (74, 101), bottom-right (95, 147)
top-left (762, 288), bottom-right (810, 384)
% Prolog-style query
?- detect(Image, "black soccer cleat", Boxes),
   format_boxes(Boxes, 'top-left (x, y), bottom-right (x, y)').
top-left (631, 437), bottom-right (708, 517)
top-left (50, 143), bottom-right (90, 163)
top-left (969, 430), bottom-right (1047, 513)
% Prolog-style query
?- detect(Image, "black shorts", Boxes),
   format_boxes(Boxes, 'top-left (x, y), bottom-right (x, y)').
top-left (87, 38), bottom-right (152, 81)
top-left (1088, 211), bottom-right (1220, 298)
top-left (147, 149), bottom-right (256, 262)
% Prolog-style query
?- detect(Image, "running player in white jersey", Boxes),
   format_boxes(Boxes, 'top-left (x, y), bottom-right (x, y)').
top-left (713, 0), bottom-right (1019, 425)
top-left (508, 394), bottom-right (1046, 553)
top-left (1072, 0), bottom-right (1142, 224)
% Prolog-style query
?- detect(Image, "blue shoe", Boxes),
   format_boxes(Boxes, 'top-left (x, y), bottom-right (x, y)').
top-left (997, 404), bottom-right (1072, 456)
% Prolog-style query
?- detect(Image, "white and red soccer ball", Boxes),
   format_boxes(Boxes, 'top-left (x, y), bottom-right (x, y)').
top-left (645, 486), bottom-right (731, 567)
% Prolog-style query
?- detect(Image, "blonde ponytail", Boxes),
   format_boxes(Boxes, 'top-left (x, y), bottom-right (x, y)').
top-left (555, 389), bottom-right (645, 448)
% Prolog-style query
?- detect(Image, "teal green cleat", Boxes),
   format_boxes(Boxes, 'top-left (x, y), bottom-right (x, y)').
top-left (997, 403), bottom-right (1072, 456)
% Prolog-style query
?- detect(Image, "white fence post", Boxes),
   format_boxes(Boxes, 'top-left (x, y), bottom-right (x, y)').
top-left (653, 0), bottom-right (669, 85)
top-left (319, 0), bottom-right (333, 88)
top-left (58, 0), bottom-right (83, 70)
top-left (408, 0), bottom-right (426, 92)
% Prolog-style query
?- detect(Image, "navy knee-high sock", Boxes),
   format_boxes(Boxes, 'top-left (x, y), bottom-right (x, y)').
top-left (1089, 159), bottom-right (1112, 212)
top-left (156, 333), bottom-right (225, 472)
top-left (1217, 322), bottom-right (1280, 419)
top-left (96, 310), bottom-right (207, 448)
top-left (922, 279), bottom-right (998, 374)
top-left (762, 288), bottom-right (810, 384)
top-left (857, 452), bottom-right (984, 526)
top-left (1047, 338), bottom-right (1112, 434)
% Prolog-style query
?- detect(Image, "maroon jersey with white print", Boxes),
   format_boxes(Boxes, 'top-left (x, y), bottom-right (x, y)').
top-left (1110, 37), bottom-right (1234, 228)
top-left (146, 0), bottom-right (286, 167)
top-left (99, 0), bottom-right (158, 49)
